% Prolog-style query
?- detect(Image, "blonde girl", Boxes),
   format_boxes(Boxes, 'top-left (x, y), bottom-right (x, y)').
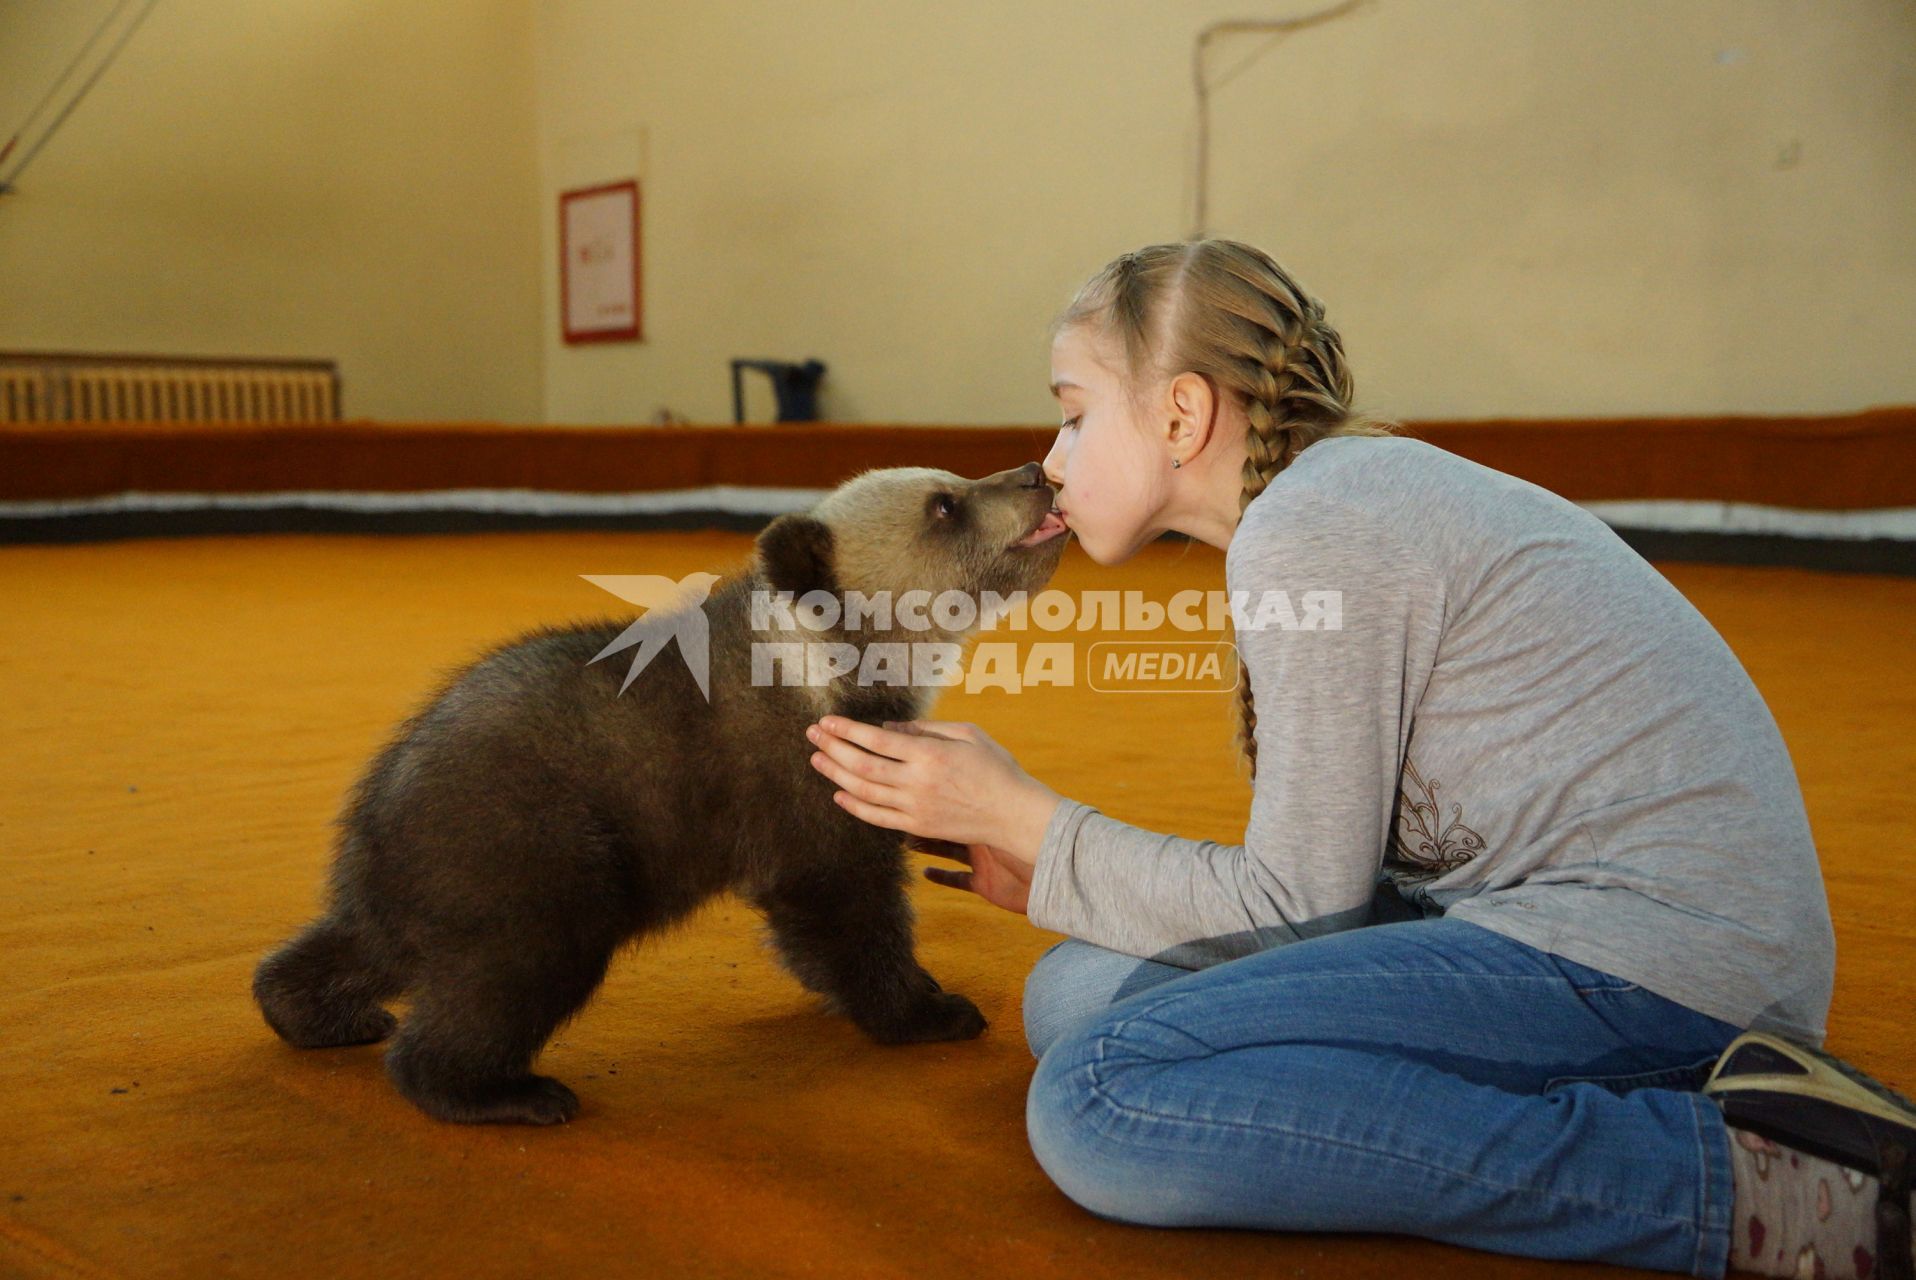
top-left (804, 239), bottom-right (1913, 1280)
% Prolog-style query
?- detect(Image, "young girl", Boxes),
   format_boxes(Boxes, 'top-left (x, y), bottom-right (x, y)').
top-left (802, 239), bottom-right (1913, 1280)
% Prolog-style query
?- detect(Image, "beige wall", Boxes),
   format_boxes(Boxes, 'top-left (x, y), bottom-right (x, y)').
top-left (0, 0), bottom-right (544, 423)
top-left (534, 0), bottom-right (1916, 425)
top-left (3, 2), bottom-right (1910, 427)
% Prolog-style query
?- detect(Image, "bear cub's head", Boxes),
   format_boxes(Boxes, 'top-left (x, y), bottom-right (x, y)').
top-left (754, 462), bottom-right (1068, 642)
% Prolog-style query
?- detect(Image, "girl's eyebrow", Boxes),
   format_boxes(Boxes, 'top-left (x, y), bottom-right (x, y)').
top-left (1049, 379), bottom-right (1082, 396)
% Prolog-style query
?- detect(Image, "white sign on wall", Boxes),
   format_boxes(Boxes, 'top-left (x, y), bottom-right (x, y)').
top-left (560, 180), bottom-right (642, 344)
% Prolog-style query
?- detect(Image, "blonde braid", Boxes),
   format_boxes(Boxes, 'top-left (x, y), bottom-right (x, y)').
top-left (1229, 295), bottom-right (1368, 780)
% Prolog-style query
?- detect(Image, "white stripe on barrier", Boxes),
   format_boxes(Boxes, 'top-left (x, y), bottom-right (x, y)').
top-left (0, 485), bottom-right (832, 518)
top-left (0, 488), bottom-right (1912, 540)
top-left (1578, 500), bottom-right (1916, 541)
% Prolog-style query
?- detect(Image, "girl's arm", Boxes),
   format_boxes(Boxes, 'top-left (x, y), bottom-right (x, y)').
top-left (805, 487), bottom-right (1446, 962)
top-left (1022, 488), bottom-right (1447, 964)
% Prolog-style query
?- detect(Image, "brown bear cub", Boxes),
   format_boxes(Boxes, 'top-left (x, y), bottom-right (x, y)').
top-left (254, 462), bottom-right (1070, 1125)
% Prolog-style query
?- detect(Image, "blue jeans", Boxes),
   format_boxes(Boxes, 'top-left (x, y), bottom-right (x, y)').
top-left (1022, 915), bottom-right (1747, 1278)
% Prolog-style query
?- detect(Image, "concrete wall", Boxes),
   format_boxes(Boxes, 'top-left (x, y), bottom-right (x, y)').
top-left (5, 1), bottom-right (1910, 426)
top-left (0, 0), bottom-right (544, 422)
top-left (532, 0), bottom-right (1916, 425)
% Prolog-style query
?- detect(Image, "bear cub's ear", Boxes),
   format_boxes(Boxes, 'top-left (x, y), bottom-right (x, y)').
top-left (755, 514), bottom-right (838, 599)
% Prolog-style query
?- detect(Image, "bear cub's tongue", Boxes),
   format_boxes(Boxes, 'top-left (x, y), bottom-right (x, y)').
top-left (1016, 510), bottom-right (1068, 548)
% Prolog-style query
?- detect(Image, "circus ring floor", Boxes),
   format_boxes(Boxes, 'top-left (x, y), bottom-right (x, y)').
top-left (4, 527), bottom-right (1911, 1280)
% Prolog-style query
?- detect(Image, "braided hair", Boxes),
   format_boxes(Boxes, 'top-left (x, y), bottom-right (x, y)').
top-left (1048, 239), bottom-right (1401, 780)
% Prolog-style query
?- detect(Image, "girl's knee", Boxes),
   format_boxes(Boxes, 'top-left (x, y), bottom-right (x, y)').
top-left (1022, 938), bottom-right (1201, 1061)
top-left (1021, 938), bottom-right (1122, 1061)
top-left (1021, 942), bottom-right (1076, 1060)
top-left (1025, 1014), bottom-right (1192, 1226)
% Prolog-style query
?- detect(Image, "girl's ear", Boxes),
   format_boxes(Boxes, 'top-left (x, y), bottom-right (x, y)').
top-left (755, 514), bottom-right (837, 598)
top-left (1167, 370), bottom-right (1220, 455)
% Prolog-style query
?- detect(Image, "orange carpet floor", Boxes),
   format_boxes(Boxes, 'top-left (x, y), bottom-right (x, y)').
top-left (3, 529), bottom-right (1912, 1280)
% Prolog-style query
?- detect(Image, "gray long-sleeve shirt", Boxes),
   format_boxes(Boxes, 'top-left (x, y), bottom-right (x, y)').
top-left (1027, 434), bottom-right (1835, 1044)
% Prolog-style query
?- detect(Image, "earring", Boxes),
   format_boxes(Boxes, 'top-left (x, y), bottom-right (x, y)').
top-left (1172, 458), bottom-right (1182, 469)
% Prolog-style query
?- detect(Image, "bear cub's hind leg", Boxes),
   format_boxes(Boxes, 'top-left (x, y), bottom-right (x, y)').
top-left (253, 914), bottom-right (404, 1049)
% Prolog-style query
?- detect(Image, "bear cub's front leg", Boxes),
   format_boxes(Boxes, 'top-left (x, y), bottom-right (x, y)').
top-left (749, 850), bottom-right (985, 1044)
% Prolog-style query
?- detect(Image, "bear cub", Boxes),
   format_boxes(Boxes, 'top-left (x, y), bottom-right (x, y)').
top-left (254, 462), bottom-right (1070, 1124)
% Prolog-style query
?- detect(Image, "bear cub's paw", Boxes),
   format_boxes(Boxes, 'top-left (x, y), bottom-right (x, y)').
top-left (397, 1073), bottom-right (582, 1126)
top-left (867, 991), bottom-right (988, 1045)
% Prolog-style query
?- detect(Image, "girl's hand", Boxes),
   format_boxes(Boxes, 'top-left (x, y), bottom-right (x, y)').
top-left (904, 837), bottom-right (1035, 915)
top-left (803, 717), bottom-right (1062, 908)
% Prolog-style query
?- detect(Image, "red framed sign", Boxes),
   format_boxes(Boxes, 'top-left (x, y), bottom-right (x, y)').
top-left (560, 180), bottom-right (642, 344)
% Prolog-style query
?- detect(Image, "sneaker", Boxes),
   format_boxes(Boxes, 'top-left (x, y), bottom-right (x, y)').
top-left (1703, 1031), bottom-right (1914, 1280)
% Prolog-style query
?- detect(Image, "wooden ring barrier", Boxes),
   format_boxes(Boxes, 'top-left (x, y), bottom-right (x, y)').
top-left (2, 410), bottom-right (1913, 571)
top-left (1, 409), bottom-right (1912, 508)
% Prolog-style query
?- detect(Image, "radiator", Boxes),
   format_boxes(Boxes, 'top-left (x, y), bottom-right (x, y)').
top-left (0, 352), bottom-right (340, 424)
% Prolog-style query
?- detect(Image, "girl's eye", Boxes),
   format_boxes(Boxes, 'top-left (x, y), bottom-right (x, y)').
top-left (934, 493), bottom-right (957, 518)
top-left (1060, 416), bottom-right (1081, 431)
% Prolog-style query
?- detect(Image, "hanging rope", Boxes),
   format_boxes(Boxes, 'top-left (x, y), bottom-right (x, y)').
top-left (0, 0), bottom-right (163, 196)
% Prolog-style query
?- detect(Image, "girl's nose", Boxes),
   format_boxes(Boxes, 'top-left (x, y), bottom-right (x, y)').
top-left (1040, 435), bottom-right (1068, 489)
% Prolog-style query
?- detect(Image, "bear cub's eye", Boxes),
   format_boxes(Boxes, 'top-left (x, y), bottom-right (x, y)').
top-left (932, 492), bottom-right (958, 519)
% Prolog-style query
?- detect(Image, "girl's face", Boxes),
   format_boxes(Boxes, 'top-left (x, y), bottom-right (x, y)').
top-left (1041, 325), bottom-right (1174, 565)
